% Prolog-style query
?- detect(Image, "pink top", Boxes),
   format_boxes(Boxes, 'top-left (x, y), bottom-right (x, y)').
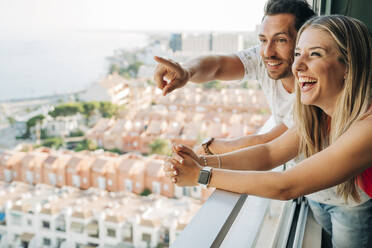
top-left (328, 107), bottom-right (372, 198)
top-left (357, 169), bottom-right (372, 198)
top-left (356, 105), bottom-right (372, 197)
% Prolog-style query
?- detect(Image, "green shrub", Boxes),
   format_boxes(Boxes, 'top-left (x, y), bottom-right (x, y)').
top-left (140, 188), bottom-right (152, 196)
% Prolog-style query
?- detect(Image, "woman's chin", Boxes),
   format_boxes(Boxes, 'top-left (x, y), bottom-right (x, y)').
top-left (300, 98), bottom-right (313, 106)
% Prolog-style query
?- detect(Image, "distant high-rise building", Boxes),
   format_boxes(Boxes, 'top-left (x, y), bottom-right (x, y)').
top-left (181, 33), bottom-right (211, 54)
top-left (169, 33), bottom-right (182, 52)
top-left (211, 33), bottom-right (244, 53)
top-left (176, 33), bottom-right (244, 56)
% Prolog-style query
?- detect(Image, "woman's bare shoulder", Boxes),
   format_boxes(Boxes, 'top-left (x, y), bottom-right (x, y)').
top-left (347, 114), bottom-right (372, 140)
top-left (356, 112), bottom-right (372, 125)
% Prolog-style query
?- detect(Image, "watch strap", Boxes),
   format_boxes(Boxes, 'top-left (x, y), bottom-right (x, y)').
top-left (202, 137), bottom-right (214, 155)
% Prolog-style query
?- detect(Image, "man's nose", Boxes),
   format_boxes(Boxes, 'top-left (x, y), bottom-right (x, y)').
top-left (263, 41), bottom-right (276, 58)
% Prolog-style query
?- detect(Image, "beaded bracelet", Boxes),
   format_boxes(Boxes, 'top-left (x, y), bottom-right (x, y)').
top-left (202, 156), bottom-right (208, 167)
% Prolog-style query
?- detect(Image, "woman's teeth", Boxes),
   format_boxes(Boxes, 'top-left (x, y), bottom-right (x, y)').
top-left (299, 76), bottom-right (317, 83)
top-left (299, 77), bottom-right (317, 89)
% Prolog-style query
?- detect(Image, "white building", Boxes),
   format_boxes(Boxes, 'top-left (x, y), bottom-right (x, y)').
top-left (178, 33), bottom-right (244, 56)
top-left (212, 33), bottom-right (244, 53)
top-left (44, 114), bottom-right (83, 137)
top-left (0, 182), bottom-right (200, 248)
top-left (80, 73), bottom-right (130, 106)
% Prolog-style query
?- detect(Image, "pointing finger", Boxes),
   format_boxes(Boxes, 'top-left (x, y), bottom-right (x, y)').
top-left (154, 56), bottom-right (183, 74)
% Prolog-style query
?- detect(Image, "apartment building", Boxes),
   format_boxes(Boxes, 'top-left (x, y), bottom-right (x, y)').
top-left (144, 158), bottom-right (173, 198)
top-left (84, 85), bottom-right (270, 153)
top-left (0, 182), bottom-right (201, 248)
top-left (66, 154), bottom-right (94, 190)
top-left (44, 114), bottom-right (83, 138)
top-left (177, 33), bottom-right (244, 56)
top-left (117, 153), bottom-right (146, 195)
top-left (42, 154), bottom-right (71, 187)
top-left (0, 151), bottom-right (25, 183)
top-left (3, 183), bottom-right (57, 246)
top-left (102, 119), bottom-right (126, 150)
top-left (20, 152), bottom-right (49, 185)
top-left (0, 147), bottom-right (216, 208)
top-left (90, 157), bottom-right (119, 192)
top-left (85, 118), bottom-right (115, 147)
top-left (80, 73), bottom-right (130, 106)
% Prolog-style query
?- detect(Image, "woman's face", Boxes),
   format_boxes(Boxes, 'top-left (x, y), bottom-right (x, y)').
top-left (292, 27), bottom-right (347, 115)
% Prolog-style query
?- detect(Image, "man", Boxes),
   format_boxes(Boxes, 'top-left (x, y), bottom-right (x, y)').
top-left (154, 0), bottom-right (315, 155)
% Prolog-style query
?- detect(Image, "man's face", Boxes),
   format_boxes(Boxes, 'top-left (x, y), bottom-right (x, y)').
top-left (259, 14), bottom-right (297, 80)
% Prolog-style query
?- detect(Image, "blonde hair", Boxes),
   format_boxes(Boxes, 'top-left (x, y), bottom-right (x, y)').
top-left (294, 15), bottom-right (372, 202)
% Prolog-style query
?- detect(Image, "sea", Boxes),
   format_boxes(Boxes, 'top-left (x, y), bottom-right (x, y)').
top-left (0, 29), bottom-right (149, 101)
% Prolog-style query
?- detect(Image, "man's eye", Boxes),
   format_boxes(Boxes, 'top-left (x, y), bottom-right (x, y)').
top-left (277, 38), bottom-right (287, 43)
top-left (259, 39), bottom-right (267, 44)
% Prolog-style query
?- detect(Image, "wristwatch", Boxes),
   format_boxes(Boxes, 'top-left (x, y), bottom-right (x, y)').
top-left (201, 137), bottom-right (214, 155)
top-left (198, 166), bottom-right (213, 188)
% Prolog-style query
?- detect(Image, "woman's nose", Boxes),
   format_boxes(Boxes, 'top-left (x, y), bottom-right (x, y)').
top-left (293, 56), bottom-right (307, 72)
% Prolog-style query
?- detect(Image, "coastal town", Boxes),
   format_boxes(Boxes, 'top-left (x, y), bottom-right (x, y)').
top-left (0, 32), bottom-right (270, 248)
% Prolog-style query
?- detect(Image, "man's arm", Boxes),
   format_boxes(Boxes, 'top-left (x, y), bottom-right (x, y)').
top-left (154, 54), bottom-right (244, 96)
top-left (198, 123), bottom-right (288, 155)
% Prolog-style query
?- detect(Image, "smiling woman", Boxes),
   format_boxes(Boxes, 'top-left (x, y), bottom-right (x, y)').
top-left (293, 28), bottom-right (347, 114)
top-left (167, 15), bottom-right (372, 248)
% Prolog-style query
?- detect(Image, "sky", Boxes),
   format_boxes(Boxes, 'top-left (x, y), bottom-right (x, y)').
top-left (0, 0), bottom-right (266, 33)
top-left (0, 0), bottom-right (267, 101)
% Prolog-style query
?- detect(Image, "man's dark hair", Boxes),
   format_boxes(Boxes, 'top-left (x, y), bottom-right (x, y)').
top-left (264, 0), bottom-right (316, 30)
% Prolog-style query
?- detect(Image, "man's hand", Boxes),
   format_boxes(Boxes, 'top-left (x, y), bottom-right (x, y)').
top-left (162, 144), bottom-right (203, 187)
top-left (172, 144), bottom-right (202, 187)
top-left (154, 56), bottom-right (190, 96)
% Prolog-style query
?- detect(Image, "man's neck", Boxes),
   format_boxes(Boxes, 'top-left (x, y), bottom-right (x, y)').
top-left (280, 76), bottom-right (295, 94)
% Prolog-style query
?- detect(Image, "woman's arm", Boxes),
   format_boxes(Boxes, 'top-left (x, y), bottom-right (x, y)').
top-left (172, 117), bottom-right (372, 200)
top-left (208, 117), bottom-right (372, 200)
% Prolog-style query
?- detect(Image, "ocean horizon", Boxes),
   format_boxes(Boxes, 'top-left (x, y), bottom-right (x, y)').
top-left (0, 29), bottom-right (149, 101)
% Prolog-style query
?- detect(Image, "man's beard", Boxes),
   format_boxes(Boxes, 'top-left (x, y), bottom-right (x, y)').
top-left (267, 65), bottom-right (293, 80)
top-left (264, 54), bottom-right (294, 80)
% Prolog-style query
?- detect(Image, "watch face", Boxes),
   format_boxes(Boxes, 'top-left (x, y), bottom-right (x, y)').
top-left (198, 170), bottom-right (210, 185)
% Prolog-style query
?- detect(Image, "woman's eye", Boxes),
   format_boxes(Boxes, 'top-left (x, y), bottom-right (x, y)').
top-left (311, 52), bottom-right (321, 56)
top-left (294, 52), bottom-right (301, 57)
top-left (259, 39), bottom-right (266, 44)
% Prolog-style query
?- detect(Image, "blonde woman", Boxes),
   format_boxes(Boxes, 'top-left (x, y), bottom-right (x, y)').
top-left (164, 15), bottom-right (372, 248)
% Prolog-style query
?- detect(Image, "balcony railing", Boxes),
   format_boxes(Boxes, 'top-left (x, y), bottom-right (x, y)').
top-left (171, 117), bottom-right (322, 248)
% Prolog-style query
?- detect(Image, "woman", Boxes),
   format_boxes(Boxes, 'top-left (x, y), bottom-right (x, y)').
top-left (164, 15), bottom-right (372, 248)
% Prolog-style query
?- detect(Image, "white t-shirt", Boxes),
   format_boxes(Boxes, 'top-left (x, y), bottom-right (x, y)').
top-left (236, 46), bottom-right (295, 128)
top-left (306, 184), bottom-right (370, 207)
top-left (296, 154), bottom-right (371, 207)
